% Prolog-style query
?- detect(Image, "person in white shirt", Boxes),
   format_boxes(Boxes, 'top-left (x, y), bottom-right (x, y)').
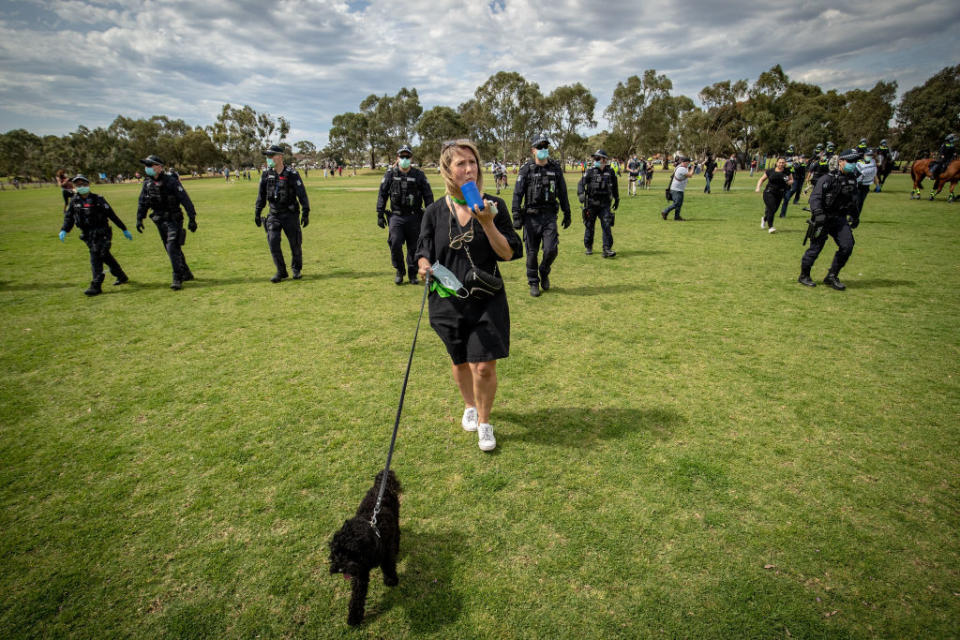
top-left (660, 156), bottom-right (694, 221)
top-left (855, 148), bottom-right (878, 213)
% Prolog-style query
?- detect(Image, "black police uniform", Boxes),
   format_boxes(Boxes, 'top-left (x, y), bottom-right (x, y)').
top-left (512, 159), bottom-right (571, 287)
top-left (136, 171), bottom-right (197, 286)
top-left (790, 158), bottom-right (806, 203)
top-left (806, 153), bottom-right (830, 195)
top-left (255, 166), bottom-right (310, 279)
top-left (376, 165), bottom-right (434, 283)
top-left (801, 165), bottom-right (859, 288)
top-left (62, 191), bottom-right (129, 293)
top-left (931, 140), bottom-right (956, 179)
top-left (578, 166), bottom-right (619, 256)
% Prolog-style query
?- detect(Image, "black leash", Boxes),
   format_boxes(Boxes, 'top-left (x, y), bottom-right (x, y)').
top-left (370, 274), bottom-right (431, 535)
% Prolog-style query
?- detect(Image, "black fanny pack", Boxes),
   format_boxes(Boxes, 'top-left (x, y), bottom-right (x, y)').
top-left (464, 266), bottom-right (503, 297)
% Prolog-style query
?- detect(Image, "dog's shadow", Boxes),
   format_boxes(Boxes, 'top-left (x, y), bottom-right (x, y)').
top-left (363, 528), bottom-right (464, 632)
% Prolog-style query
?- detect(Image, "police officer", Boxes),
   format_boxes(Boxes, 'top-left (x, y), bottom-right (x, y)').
top-left (856, 138), bottom-right (869, 155)
top-left (930, 133), bottom-right (957, 187)
top-left (512, 134), bottom-right (571, 297)
top-left (136, 155), bottom-right (198, 290)
top-left (577, 149), bottom-right (619, 258)
top-left (805, 143), bottom-right (830, 195)
top-left (376, 144), bottom-right (434, 285)
top-left (799, 148), bottom-right (861, 290)
top-left (255, 144), bottom-right (310, 283)
top-left (876, 139), bottom-right (892, 160)
top-left (791, 153), bottom-right (807, 204)
top-left (59, 174), bottom-right (132, 296)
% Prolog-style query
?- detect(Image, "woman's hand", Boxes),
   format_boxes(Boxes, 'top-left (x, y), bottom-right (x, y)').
top-left (417, 257), bottom-right (432, 279)
top-left (471, 199), bottom-right (498, 227)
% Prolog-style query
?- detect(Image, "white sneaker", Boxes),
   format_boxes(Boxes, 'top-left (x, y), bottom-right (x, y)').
top-left (461, 407), bottom-right (478, 432)
top-left (768, 227), bottom-right (777, 233)
top-left (477, 423), bottom-right (496, 451)
top-left (761, 217), bottom-right (767, 229)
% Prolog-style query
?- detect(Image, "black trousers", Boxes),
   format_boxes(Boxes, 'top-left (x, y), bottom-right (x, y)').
top-left (83, 227), bottom-right (125, 285)
top-left (152, 213), bottom-right (192, 282)
top-left (522, 212), bottom-right (559, 283)
top-left (723, 172), bottom-right (735, 191)
top-left (265, 212), bottom-right (302, 275)
top-left (762, 191), bottom-right (781, 227)
top-left (583, 204), bottom-right (614, 252)
top-left (790, 175), bottom-right (805, 203)
top-left (388, 211), bottom-right (422, 278)
top-left (801, 217), bottom-right (854, 275)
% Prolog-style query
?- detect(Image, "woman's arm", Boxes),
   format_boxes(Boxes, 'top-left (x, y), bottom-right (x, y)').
top-left (755, 173), bottom-right (768, 192)
top-left (474, 200), bottom-right (515, 261)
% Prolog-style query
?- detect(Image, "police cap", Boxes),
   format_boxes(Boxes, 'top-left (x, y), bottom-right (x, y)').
top-left (592, 149), bottom-right (609, 159)
top-left (880, 139), bottom-right (888, 146)
top-left (859, 138), bottom-right (868, 145)
top-left (530, 134), bottom-right (550, 149)
top-left (815, 143), bottom-right (824, 151)
top-left (70, 174), bottom-right (90, 184)
top-left (140, 155), bottom-right (164, 166)
top-left (397, 144), bottom-right (413, 157)
top-left (826, 141), bottom-right (835, 150)
top-left (263, 144), bottom-right (285, 157)
top-left (787, 145), bottom-right (795, 153)
top-left (837, 148), bottom-right (860, 161)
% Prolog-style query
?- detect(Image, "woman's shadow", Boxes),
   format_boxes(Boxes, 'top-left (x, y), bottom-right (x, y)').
top-left (365, 529), bottom-right (464, 632)
top-left (498, 406), bottom-right (683, 447)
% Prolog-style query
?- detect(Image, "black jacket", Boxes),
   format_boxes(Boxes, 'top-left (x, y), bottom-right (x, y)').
top-left (376, 166), bottom-right (434, 215)
top-left (512, 159), bottom-right (570, 217)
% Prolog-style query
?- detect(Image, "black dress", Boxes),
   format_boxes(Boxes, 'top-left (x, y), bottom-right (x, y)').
top-left (416, 194), bottom-right (522, 365)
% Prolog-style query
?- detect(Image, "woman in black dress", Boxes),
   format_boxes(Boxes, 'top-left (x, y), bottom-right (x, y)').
top-left (755, 157), bottom-right (793, 233)
top-left (416, 140), bottom-right (522, 452)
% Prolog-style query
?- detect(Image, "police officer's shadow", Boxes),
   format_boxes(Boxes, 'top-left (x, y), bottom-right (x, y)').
top-left (552, 282), bottom-right (651, 296)
top-left (499, 406), bottom-right (682, 448)
top-left (359, 528), bottom-right (464, 632)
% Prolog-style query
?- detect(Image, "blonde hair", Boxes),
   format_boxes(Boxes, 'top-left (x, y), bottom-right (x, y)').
top-left (439, 139), bottom-right (483, 200)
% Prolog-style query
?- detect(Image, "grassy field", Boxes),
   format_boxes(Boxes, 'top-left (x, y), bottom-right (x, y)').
top-left (1, 167), bottom-right (958, 639)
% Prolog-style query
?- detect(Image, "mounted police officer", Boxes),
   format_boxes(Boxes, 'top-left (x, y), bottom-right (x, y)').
top-left (136, 155), bottom-right (198, 290)
top-left (805, 143), bottom-right (830, 195)
top-left (577, 149), bottom-right (619, 258)
top-left (856, 138), bottom-right (869, 155)
top-left (512, 134), bottom-right (571, 297)
top-left (929, 133), bottom-right (957, 188)
top-left (376, 144), bottom-right (434, 285)
top-left (799, 148), bottom-right (861, 290)
top-left (59, 174), bottom-right (132, 296)
top-left (255, 144), bottom-right (310, 283)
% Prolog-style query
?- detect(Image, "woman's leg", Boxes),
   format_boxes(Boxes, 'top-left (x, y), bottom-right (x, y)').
top-left (468, 361), bottom-right (498, 424)
top-left (452, 362), bottom-right (475, 409)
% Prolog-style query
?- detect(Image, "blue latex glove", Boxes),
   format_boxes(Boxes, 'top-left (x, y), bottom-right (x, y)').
top-left (59, 230), bottom-right (66, 242)
top-left (123, 229), bottom-right (133, 240)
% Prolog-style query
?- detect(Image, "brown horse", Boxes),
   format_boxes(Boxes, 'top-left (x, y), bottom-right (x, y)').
top-left (912, 158), bottom-right (960, 201)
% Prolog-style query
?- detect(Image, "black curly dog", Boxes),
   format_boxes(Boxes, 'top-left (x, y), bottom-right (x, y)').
top-left (329, 469), bottom-right (401, 626)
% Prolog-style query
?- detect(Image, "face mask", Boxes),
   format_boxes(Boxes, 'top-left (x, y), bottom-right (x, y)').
top-left (398, 157), bottom-right (411, 169)
top-left (536, 148), bottom-right (549, 160)
top-left (266, 158), bottom-right (276, 168)
top-left (429, 262), bottom-right (467, 298)
top-left (842, 162), bottom-right (856, 174)
top-left (864, 156), bottom-right (873, 162)
top-left (145, 167), bottom-right (156, 177)
top-left (76, 186), bottom-right (90, 195)
top-left (593, 161), bottom-right (602, 169)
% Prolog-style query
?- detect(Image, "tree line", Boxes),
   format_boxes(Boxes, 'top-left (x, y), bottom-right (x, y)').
top-left (2, 64), bottom-right (958, 181)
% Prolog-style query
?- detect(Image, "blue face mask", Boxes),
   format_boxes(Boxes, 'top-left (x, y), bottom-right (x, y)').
top-left (398, 157), bottom-right (411, 169)
top-left (842, 162), bottom-right (856, 174)
top-left (145, 167), bottom-right (156, 177)
top-left (266, 158), bottom-right (276, 169)
top-left (593, 161), bottom-right (602, 169)
top-left (536, 148), bottom-right (549, 160)
top-left (76, 186), bottom-right (90, 195)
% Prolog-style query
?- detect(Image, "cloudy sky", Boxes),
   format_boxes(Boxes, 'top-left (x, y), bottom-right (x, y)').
top-left (1, 0), bottom-right (958, 148)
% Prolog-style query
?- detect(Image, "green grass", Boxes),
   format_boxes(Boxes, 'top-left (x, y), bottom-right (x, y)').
top-left (1, 168), bottom-right (958, 639)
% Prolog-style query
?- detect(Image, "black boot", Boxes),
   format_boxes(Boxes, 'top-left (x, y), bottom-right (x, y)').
top-left (602, 249), bottom-right (616, 258)
top-left (113, 274), bottom-right (129, 286)
top-left (84, 281), bottom-right (102, 296)
top-left (170, 280), bottom-right (182, 290)
top-left (292, 269), bottom-right (302, 280)
top-left (270, 272), bottom-right (287, 283)
top-left (394, 271), bottom-right (404, 285)
top-left (584, 247), bottom-right (593, 255)
top-left (798, 271), bottom-right (816, 287)
top-left (823, 272), bottom-right (846, 290)
top-left (529, 283), bottom-right (541, 297)
top-left (539, 272), bottom-right (550, 291)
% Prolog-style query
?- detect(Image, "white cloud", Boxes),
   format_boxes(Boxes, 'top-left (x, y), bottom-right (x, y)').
top-left (0, 0), bottom-right (958, 145)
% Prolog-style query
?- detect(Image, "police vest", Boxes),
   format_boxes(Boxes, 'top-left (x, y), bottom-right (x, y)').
top-left (822, 173), bottom-right (859, 216)
top-left (265, 170), bottom-right (297, 211)
top-left (388, 169), bottom-right (422, 213)
top-left (585, 169), bottom-right (613, 204)
top-left (523, 162), bottom-right (560, 212)
top-left (69, 195), bottom-right (108, 230)
top-left (145, 176), bottom-right (180, 212)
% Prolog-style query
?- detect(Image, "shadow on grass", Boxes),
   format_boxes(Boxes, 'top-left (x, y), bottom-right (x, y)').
top-left (365, 529), bottom-right (463, 632)
top-left (848, 278), bottom-right (916, 289)
top-left (499, 406), bottom-right (682, 447)
top-left (608, 249), bottom-right (668, 258)
top-left (0, 280), bottom-right (82, 292)
top-left (553, 283), bottom-right (650, 296)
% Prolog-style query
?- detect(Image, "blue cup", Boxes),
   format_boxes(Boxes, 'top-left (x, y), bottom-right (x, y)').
top-left (460, 181), bottom-right (484, 211)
